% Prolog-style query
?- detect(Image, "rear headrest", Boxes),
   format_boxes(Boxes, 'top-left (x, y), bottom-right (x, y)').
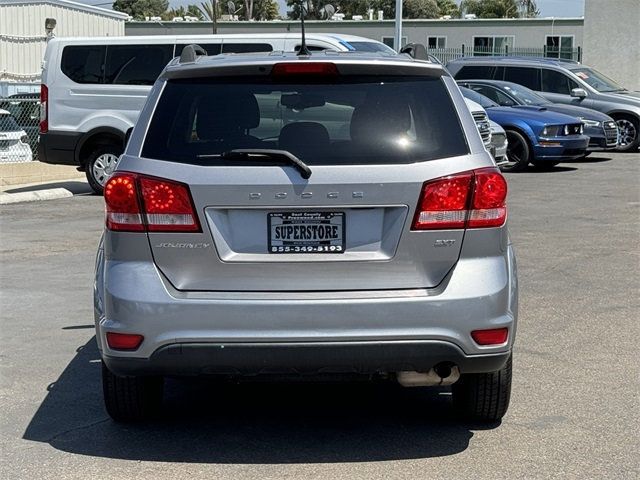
top-left (350, 97), bottom-right (412, 144)
top-left (279, 122), bottom-right (330, 152)
top-left (196, 92), bottom-right (259, 141)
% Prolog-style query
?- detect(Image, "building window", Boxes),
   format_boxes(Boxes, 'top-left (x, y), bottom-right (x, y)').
top-left (427, 36), bottom-right (446, 49)
top-left (545, 36), bottom-right (574, 60)
top-left (382, 36), bottom-right (408, 50)
top-left (473, 36), bottom-right (515, 55)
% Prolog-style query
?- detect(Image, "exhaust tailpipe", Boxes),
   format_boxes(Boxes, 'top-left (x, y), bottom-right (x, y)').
top-left (396, 364), bottom-right (460, 387)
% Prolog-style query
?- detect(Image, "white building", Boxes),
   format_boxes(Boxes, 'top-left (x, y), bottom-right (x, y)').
top-left (0, 0), bottom-right (126, 88)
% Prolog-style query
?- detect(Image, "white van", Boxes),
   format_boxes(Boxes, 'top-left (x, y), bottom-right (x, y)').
top-left (38, 33), bottom-right (393, 192)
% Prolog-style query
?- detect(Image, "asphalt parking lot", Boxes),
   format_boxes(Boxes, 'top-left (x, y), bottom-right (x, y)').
top-left (1, 153), bottom-right (638, 479)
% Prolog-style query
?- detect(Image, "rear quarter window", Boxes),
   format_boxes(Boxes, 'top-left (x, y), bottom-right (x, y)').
top-left (141, 75), bottom-right (468, 165)
top-left (221, 43), bottom-right (273, 53)
top-left (454, 65), bottom-right (496, 80)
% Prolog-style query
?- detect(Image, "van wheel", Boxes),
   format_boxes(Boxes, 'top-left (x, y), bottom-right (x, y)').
top-left (86, 145), bottom-right (122, 195)
top-left (102, 362), bottom-right (163, 422)
top-left (503, 130), bottom-right (530, 172)
top-left (452, 354), bottom-right (512, 423)
top-left (613, 115), bottom-right (639, 152)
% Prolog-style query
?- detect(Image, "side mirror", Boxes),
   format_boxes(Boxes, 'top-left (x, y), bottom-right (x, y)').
top-left (123, 127), bottom-right (133, 150)
top-left (571, 88), bottom-right (587, 99)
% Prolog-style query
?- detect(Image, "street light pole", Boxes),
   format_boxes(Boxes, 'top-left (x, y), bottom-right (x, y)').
top-left (394, 0), bottom-right (403, 51)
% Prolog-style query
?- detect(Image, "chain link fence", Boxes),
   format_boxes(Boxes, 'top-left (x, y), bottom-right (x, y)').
top-left (0, 94), bottom-right (39, 163)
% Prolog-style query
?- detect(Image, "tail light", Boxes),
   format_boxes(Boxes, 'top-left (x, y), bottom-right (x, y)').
top-left (39, 84), bottom-right (48, 134)
top-left (471, 328), bottom-right (509, 346)
top-left (411, 167), bottom-right (507, 230)
top-left (104, 173), bottom-right (200, 233)
top-left (271, 62), bottom-right (339, 76)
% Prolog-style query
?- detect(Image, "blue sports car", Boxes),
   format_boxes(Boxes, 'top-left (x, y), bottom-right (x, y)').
top-left (459, 87), bottom-right (590, 172)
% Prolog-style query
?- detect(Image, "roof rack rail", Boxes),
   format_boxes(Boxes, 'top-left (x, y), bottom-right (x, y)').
top-left (399, 43), bottom-right (428, 61)
top-left (179, 44), bottom-right (207, 63)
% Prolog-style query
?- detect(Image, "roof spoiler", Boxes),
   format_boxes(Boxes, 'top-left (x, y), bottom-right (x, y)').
top-left (399, 43), bottom-right (428, 61)
top-left (179, 44), bottom-right (207, 63)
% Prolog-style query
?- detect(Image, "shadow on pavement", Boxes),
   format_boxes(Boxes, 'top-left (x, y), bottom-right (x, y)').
top-left (5, 180), bottom-right (93, 195)
top-left (564, 155), bottom-right (613, 164)
top-left (23, 337), bottom-right (481, 463)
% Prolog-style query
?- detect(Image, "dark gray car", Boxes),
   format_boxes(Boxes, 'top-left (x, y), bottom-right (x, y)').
top-left (447, 57), bottom-right (640, 151)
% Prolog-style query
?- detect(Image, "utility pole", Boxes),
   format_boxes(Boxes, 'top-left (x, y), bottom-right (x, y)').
top-left (394, 0), bottom-right (403, 51)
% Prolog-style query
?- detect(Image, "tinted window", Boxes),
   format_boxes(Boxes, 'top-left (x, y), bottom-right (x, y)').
top-left (142, 76), bottom-right (468, 165)
top-left (104, 45), bottom-right (173, 85)
top-left (222, 43), bottom-right (273, 53)
top-left (541, 69), bottom-right (578, 94)
top-left (470, 85), bottom-right (515, 106)
top-left (176, 43), bottom-right (222, 56)
top-left (61, 45), bottom-right (106, 84)
top-left (294, 45), bottom-right (329, 53)
top-left (348, 42), bottom-right (395, 53)
top-left (504, 67), bottom-right (541, 90)
top-left (454, 66), bottom-right (496, 80)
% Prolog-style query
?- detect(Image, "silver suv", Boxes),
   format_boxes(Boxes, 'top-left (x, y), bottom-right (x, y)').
top-left (94, 47), bottom-right (518, 423)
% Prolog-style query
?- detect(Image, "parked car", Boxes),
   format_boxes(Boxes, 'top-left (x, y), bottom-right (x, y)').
top-left (38, 33), bottom-right (395, 194)
top-left (464, 97), bottom-right (492, 148)
top-left (0, 109), bottom-right (33, 163)
top-left (489, 120), bottom-right (509, 165)
top-left (459, 87), bottom-right (589, 171)
top-left (0, 93), bottom-right (40, 155)
top-left (457, 80), bottom-right (619, 153)
top-left (447, 57), bottom-right (640, 151)
top-left (95, 46), bottom-right (517, 423)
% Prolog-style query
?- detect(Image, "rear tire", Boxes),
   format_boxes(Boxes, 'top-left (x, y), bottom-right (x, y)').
top-left (452, 354), bottom-right (512, 423)
top-left (503, 130), bottom-right (531, 172)
top-left (85, 145), bottom-right (122, 195)
top-left (102, 362), bottom-right (163, 422)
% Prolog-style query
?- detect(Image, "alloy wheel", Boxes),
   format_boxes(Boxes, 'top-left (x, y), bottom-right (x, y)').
top-left (616, 118), bottom-right (637, 147)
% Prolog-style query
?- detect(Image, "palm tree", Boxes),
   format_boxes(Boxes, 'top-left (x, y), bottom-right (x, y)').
top-left (199, 0), bottom-right (218, 33)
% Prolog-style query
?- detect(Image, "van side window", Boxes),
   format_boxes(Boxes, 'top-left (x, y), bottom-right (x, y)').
top-left (61, 45), bottom-right (106, 84)
top-left (504, 67), bottom-right (541, 90)
top-left (541, 69), bottom-right (579, 95)
top-left (222, 43), bottom-right (273, 53)
top-left (294, 45), bottom-right (328, 52)
top-left (104, 45), bottom-right (174, 85)
top-left (454, 66), bottom-right (496, 80)
top-left (176, 44), bottom-right (222, 56)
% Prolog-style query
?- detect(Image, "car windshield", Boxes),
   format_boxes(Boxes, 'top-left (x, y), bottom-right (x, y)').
top-left (0, 113), bottom-right (21, 132)
top-left (501, 83), bottom-right (550, 106)
top-left (459, 87), bottom-right (498, 109)
top-left (570, 67), bottom-right (626, 92)
top-left (142, 75), bottom-right (468, 165)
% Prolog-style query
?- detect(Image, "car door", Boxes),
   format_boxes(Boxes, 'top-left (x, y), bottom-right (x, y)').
top-left (539, 68), bottom-right (593, 108)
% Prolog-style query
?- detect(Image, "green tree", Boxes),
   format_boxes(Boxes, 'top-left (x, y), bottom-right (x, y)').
top-left (113, 0), bottom-right (169, 19)
top-left (436, 0), bottom-right (459, 17)
top-left (404, 0), bottom-right (439, 18)
top-left (187, 4), bottom-right (206, 19)
top-left (199, 0), bottom-right (220, 21)
top-left (460, 0), bottom-right (520, 18)
top-left (287, 0), bottom-right (442, 20)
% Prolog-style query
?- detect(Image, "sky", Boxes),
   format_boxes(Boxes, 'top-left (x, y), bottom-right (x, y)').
top-left (83, 0), bottom-right (586, 18)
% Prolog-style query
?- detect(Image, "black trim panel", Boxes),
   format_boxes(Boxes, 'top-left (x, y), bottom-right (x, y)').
top-left (103, 341), bottom-right (511, 377)
top-left (38, 131), bottom-right (82, 165)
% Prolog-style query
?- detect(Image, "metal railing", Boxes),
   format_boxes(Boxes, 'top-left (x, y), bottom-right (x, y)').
top-left (0, 95), bottom-right (39, 163)
top-left (428, 45), bottom-right (582, 64)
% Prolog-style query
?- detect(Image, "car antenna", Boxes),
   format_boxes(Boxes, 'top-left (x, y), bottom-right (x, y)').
top-left (297, 0), bottom-right (310, 56)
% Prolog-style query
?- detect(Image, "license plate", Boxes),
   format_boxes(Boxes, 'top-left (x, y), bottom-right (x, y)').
top-left (268, 212), bottom-right (345, 254)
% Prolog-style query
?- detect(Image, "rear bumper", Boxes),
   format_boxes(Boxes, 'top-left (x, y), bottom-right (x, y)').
top-left (37, 131), bottom-right (81, 165)
top-left (103, 341), bottom-right (511, 376)
top-left (95, 240), bottom-right (518, 376)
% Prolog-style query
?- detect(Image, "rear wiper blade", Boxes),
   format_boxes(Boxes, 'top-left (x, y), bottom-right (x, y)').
top-left (208, 149), bottom-right (312, 179)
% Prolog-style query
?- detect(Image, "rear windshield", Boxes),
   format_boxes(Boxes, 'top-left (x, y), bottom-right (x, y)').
top-left (142, 76), bottom-right (468, 165)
